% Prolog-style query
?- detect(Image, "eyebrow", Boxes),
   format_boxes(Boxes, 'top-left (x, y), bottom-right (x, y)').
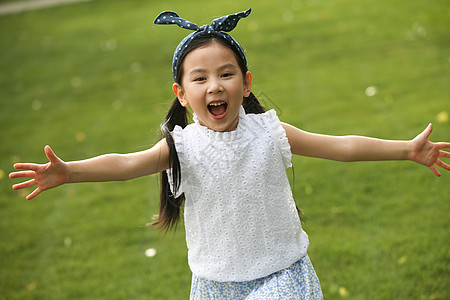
top-left (188, 63), bottom-right (238, 76)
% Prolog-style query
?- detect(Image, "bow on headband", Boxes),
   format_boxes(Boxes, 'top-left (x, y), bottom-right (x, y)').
top-left (154, 8), bottom-right (252, 81)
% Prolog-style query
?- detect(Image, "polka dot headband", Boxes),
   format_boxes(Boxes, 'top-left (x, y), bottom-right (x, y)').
top-left (154, 8), bottom-right (252, 82)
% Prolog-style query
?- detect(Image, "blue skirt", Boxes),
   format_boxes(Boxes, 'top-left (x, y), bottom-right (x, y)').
top-left (189, 255), bottom-right (323, 300)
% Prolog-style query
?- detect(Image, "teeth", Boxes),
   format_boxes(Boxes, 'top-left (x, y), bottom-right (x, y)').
top-left (208, 101), bottom-right (225, 107)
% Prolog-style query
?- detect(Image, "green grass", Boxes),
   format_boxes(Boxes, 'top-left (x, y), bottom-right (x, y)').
top-left (1, 0), bottom-right (449, 299)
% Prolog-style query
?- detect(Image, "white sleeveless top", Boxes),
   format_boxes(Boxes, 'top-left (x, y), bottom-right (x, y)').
top-left (171, 106), bottom-right (309, 282)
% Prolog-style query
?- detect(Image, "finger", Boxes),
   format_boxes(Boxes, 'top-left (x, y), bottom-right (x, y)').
top-left (45, 145), bottom-right (61, 164)
top-left (422, 123), bottom-right (433, 139)
top-left (26, 187), bottom-right (42, 200)
top-left (9, 171), bottom-right (35, 179)
top-left (429, 165), bottom-right (441, 177)
top-left (437, 143), bottom-right (450, 151)
top-left (12, 179), bottom-right (36, 190)
top-left (436, 159), bottom-right (450, 172)
top-left (13, 163), bottom-right (41, 171)
top-left (439, 150), bottom-right (450, 159)
top-left (45, 145), bottom-right (56, 161)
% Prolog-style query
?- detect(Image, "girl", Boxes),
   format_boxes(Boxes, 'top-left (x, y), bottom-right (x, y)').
top-left (9, 8), bottom-right (450, 300)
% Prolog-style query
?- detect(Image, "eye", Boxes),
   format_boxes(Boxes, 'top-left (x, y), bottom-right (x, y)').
top-left (194, 76), bottom-right (206, 82)
top-left (221, 72), bottom-right (233, 78)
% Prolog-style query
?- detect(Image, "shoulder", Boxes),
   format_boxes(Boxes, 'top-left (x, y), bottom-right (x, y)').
top-left (244, 109), bottom-right (282, 133)
top-left (245, 108), bottom-right (279, 121)
top-left (172, 123), bottom-right (196, 137)
top-left (171, 123), bottom-right (197, 155)
top-left (245, 110), bottom-right (293, 167)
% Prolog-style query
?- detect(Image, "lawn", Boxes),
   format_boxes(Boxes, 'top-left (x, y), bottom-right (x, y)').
top-left (1, 0), bottom-right (449, 299)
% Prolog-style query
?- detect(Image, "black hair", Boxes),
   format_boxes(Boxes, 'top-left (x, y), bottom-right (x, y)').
top-left (151, 33), bottom-right (265, 231)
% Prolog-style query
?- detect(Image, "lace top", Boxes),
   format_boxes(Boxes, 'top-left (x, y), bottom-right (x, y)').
top-left (171, 106), bottom-right (309, 282)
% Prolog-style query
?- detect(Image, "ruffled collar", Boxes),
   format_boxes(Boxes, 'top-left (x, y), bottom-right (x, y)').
top-left (192, 105), bottom-right (246, 142)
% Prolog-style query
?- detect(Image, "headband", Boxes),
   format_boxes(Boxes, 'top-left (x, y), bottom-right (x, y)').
top-left (154, 8), bottom-right (252, 81)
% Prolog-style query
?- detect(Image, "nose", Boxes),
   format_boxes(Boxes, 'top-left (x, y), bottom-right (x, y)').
top-left (207, 77), bottom-right (223, 94)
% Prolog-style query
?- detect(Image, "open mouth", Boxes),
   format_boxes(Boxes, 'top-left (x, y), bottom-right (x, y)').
top-left (208, 101), bottom-right (227, 119)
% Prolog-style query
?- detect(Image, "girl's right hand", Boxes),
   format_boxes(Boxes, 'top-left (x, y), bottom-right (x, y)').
top-left (9, 146), bottom-right (68, 200)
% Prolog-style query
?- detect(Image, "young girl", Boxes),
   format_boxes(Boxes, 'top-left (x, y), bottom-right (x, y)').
top-left (9, 8), bottom-right (450, 300)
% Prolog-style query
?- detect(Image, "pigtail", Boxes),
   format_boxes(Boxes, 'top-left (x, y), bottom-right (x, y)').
top-left (150, 98), bottom-right (188, 231)
top-left (243, 92), bottom-right (266, 114)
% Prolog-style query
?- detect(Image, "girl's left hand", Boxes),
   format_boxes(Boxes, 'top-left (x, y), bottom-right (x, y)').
top-left (410, 123), bottom-right (450, 177)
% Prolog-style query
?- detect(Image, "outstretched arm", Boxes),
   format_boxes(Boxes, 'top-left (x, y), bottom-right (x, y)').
top-left (9, 139), bottom-right (171, 200)
top-left (282, 123), bottom-right (450, 176)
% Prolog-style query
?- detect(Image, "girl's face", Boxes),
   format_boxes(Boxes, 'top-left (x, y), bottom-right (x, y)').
top-left (173, 42), bottom-right (252, 132)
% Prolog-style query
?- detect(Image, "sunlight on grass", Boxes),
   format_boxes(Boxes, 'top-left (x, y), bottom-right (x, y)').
top-left (75, 132), bottom-right (86, 142)
top-left (339, 286), bottom-right (349, 297)
top-left (436, 111), bottom-right (448, 124)
top-left (145, 248), bottom-right (157, 258)
top-left (397, 255), bottom-right (407, 265)
top-left (365, 86), bottom-right (377, 97)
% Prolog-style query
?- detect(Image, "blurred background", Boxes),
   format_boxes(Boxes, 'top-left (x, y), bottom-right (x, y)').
top-left (1, 0), bottom-right (449, 299)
